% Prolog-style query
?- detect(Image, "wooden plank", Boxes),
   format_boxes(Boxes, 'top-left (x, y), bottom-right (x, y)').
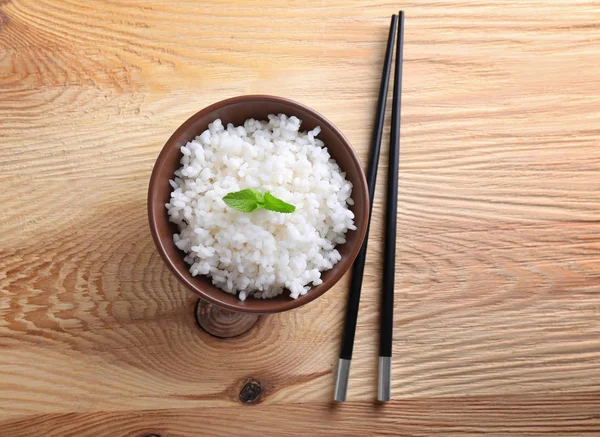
top-left (1, 0), bottom-right (600, 435)
top-left (1, 394), bottom-right (600, 437)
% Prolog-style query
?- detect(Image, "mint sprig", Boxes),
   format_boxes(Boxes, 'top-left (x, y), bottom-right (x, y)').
top-left (223, 189), bottom-right (296, 214)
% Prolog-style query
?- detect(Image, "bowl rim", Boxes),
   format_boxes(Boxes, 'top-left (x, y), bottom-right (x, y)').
top-left (148, 94), bottom-right (369, 313)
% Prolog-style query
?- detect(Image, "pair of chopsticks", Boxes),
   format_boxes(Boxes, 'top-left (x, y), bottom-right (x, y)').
top-left (334, 11), bottom-right (404, 403)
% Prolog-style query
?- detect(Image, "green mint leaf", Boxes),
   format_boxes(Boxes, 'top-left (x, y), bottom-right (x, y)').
top-left (255, 191), bottom-right (265, 207)
top-left (222, 189), bottom-right (262, 212)
top-left (263, 192), bottom-right (296, 213)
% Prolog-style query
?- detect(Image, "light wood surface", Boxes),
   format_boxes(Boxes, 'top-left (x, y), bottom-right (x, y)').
top-left (1, 0), bottom-right (600, 435)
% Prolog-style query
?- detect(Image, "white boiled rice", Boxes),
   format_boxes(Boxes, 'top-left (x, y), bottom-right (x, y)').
top-left (166, 114), bottom-right (355, 300)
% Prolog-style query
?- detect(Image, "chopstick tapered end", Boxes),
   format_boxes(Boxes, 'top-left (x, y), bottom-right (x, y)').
top-left (333, 358), bottom-right (351, 402)
top-left (377, 356), bottom-right (392, 402)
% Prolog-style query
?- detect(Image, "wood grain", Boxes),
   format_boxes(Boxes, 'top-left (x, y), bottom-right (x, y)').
top-left (1, 0), bottom-right (600, 435)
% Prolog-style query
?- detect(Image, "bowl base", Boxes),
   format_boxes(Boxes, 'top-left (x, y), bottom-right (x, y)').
top-left (195, 299), bottom-right (259, 338)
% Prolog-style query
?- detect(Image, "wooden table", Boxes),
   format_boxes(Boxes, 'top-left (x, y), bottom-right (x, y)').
top-left (1, 1), bottom-right (600, 435)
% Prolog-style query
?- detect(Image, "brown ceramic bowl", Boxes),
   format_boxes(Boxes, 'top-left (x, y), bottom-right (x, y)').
top-left (148, 95), bottom-right (369, 314)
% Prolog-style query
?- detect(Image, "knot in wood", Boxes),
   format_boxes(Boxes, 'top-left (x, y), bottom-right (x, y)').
top-left (239, 377), bottom-right (263, 404)
top-left (195, 299), bottom-right (258, 338)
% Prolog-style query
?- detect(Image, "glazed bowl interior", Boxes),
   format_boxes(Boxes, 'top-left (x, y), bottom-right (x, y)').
top-left (148, 95), bottom-right (369, 314)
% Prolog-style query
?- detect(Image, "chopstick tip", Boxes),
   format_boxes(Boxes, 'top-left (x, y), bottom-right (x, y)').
top-left (333, 358), bottom-right (351, 402)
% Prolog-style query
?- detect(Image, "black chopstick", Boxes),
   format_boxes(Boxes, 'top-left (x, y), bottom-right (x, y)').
top-left (378, 10), bottom-right (404, 402)
top-left (334, 14), bottom-right (398, 402)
